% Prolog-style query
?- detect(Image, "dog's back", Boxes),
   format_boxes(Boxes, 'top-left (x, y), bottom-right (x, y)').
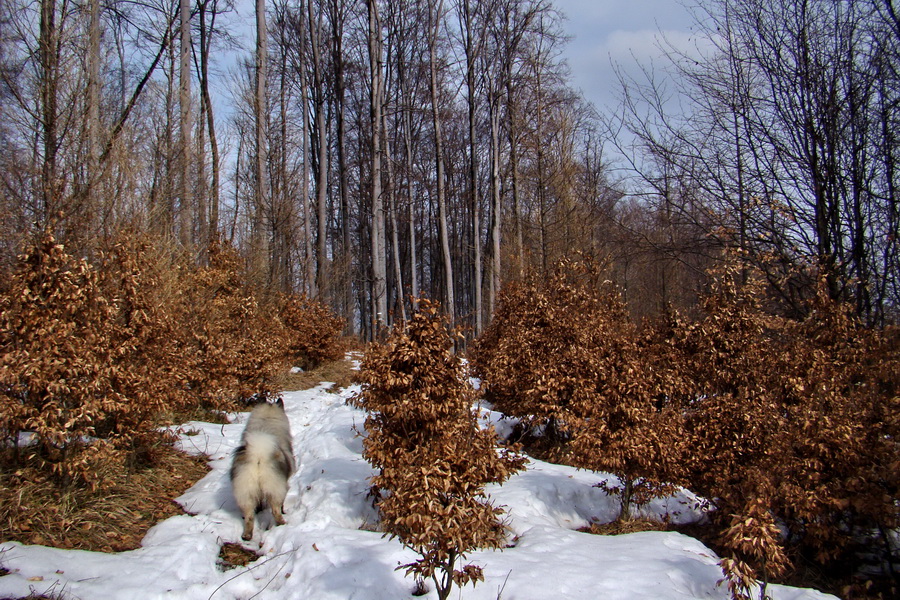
top-left (243, 402), bottom-right (293, 457)
top-left (230, 400), bottom-right (295, 540)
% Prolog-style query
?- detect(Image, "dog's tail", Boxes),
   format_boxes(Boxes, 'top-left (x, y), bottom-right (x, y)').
top-left (232, 432), bottom-right (292, 508)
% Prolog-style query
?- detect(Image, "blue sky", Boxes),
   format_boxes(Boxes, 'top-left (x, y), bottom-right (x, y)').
top-left (552, 0), bottom-right (698, 113)
top-left (223, 0), bottom-right (698, 114)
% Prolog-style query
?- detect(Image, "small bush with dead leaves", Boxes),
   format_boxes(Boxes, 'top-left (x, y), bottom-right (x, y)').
top-left (355, 298), bottom-right (525, 600)
top-left (279, 294), bottom-right (346, 370)
top-left (471, 258), bottom-right (684, 520)
top-left (473, 256), bottom-right (899, 598)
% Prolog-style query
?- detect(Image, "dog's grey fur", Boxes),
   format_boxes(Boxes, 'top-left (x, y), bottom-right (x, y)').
top-left (230, 399), bottom-right (295, 540)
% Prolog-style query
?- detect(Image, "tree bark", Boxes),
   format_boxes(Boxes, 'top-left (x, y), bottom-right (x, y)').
top-left (367, 0), bottom-right (387, 335)
top-left (198, 0), bottom-right (221, 251)
top-left (254, 0), bottom-right (269, 280)
top-left (460, 0), bottom-right (483, 334)
top-left (39, 0), bottom-right (59, 226)
top-left (179, 0), bottom-right (192, 246)
top-left (329, 0), bottom-right (354, 332)
top-left (309, 0), bottom-right (328, 298)
top-left (428, 0), bottom-right (454, 323)
top-left (86, 0), bottom-right (101, 232)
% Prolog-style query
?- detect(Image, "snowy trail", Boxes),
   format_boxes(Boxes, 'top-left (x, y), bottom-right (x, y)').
top-left (0, 381), bottom-right (837, 600)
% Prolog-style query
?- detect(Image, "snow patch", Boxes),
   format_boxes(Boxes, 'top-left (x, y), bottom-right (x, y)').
top-left (0, 383), bottom-right (836, 600)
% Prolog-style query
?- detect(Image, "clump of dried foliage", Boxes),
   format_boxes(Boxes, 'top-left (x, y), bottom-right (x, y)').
top-left (0, 230), bottom-right (344, 549)
top-left (217, 542), bottom-right (261, 570)
top-left (471, 258), bottom-right (683, 521)
top-left (173, 240), bottom-right (289, 407)
top-left (355, 299), bottom-right (525, 600)
top-left (472, 256), bottom-right (899, 598)
top-left (665, 264), bottom-right (899, 597)
top-left (718, 496), bottom-right (791, 600)
top-left (0, 232), bottom-right (156, 487)
top-left (280, 293), bottom-right (346, 370)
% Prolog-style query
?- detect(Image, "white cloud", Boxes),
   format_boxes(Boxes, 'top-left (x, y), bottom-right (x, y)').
top-left (555, 0), bottom-right (715, 112)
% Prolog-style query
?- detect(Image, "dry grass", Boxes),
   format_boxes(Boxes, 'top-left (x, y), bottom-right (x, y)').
top-left (0, 443), bottom-right (209, 553)
top-left (273, 356), bottom-right (360, 393)
top-left (156, 405), bottom-right (231, 427)
top-left (578, 518), bottom-right (670, 536)
top-left (217, 542), bottom-right (261, 570)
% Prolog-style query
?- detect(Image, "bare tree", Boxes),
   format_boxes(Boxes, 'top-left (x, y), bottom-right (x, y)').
top-left (195, 0), bottom-right (229, 252)
top-left (457, 0), bottom-right (488, 334)
top-left (367, 0), bottom-right (388, 335)
top-left (178, 0), bottom-right (192, 246)
top-left (427, 0), bottom-right (455, 324)
top-left (252, 0), bottom-right (268, 280)
top-left (607, 0), bottom-right (900, 322)
top-left (327, 0), bottom-right (354, 331)
top-left (308, 0), bottom-right (329, 298)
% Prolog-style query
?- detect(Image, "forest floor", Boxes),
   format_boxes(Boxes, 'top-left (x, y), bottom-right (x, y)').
top-left (0, 355), bottom-right (839, 600)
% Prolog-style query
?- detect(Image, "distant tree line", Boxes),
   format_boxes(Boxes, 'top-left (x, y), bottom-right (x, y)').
top-left (1, 0), bottom-right (897, 332)
top-left (606, 0), bottom-right (900, 325)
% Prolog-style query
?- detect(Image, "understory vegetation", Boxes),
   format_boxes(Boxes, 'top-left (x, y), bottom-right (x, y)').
top-left (354, 299), bottom-right (525, 600)
top-left (471, 257), bottom-right (899, 600)
top-left (0, 231), bottom-right (345, 544)
top-left (1, 229), bottom-right (897, 600)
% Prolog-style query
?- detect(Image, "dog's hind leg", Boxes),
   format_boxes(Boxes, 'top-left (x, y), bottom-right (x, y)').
top-left (269, 495), bottom-right (287, 526)
top-left (237, 499), bottom-right (256, 540)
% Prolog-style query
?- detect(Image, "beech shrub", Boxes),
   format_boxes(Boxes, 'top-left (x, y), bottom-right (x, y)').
top-left (280, 293), bottom-right (345, 370)
top-left (654, 264), bottom-right (899, 596)
top-left (0, 232), bottom-right (346, 488)
top-left (355, 299), bottom-right (525, 600)
top-left (0, 233), bottom-right (156, 486)
top-left (174, 241), bottom-right (288, 406)
top-left (471, 259), bottom-right (684, 519)
top-left (473, 256), bottom-right (898, 595)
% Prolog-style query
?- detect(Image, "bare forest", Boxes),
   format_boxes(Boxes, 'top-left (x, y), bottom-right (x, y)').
top-left (1, 0), bottom-right (899, 597)
top-left (0, 0), bottom-right (898, 330)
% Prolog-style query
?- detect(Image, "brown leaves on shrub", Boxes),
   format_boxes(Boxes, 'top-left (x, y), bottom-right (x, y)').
top-left (473, 255), bottom-right (898, 594)
top-left (0, 232), bottom-right (320, 490)
top-left (0, 232), bottom-right (150, 486)
top-left (718, 497), bottom-right (791, 600)
top-left (471, 258), bottom-right (684, 520)
top-left (173, 240), bottom-right (289, 407)
top-left (656, 262), bottom-right (899, 593)
top-left (280, 294), bottom-right (345, 370)
top-left (355, 298), bottom-right (524, 600)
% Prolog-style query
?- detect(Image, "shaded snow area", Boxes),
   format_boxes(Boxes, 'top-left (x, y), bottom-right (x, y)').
top-left (0, 383), bottom-right (836, 600)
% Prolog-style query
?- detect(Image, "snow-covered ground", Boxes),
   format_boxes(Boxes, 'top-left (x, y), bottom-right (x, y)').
top-left (0, 382), bottom-right (837, 600)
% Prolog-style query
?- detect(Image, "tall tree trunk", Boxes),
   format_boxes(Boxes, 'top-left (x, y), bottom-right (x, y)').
top-left (39, 0), bottom-right (59, 227)
top-left (489, 97), bottom-right (502, 318)
top-left (404, 108), bottom-right (418, 301)
top-left (330, 0), bottom-right (353, 332)
top-left (367, 0), bottom-right (387, 335)
top-left (197, 84), bottom-right (207, 253)
top-left (195, 3), bottom-right (208, 258)
top-left (254, 0), bottom-right (269, 280)
top-left (534, 59), bottom-right (546, 274)
top-left (506, 75), bottom-right (523, 279)
top-left (273, 2), bottom-right (290, 291)
top-left (86, 0), bottom-right (101, 234)
top-left (460, 0), bottom-right (482, 334)
top-left (179, 0), bottom-right (192, 246)
top-left (198, 0), bottom-right (221, 250)
top-left (309, 1), bottom-right (328, 298)
top-left (383, 123), bottom-right (406, 323)
top-left (295, 0), bottom-right (315, 296)
top-left (428, 0), bottom-right (454, 323)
